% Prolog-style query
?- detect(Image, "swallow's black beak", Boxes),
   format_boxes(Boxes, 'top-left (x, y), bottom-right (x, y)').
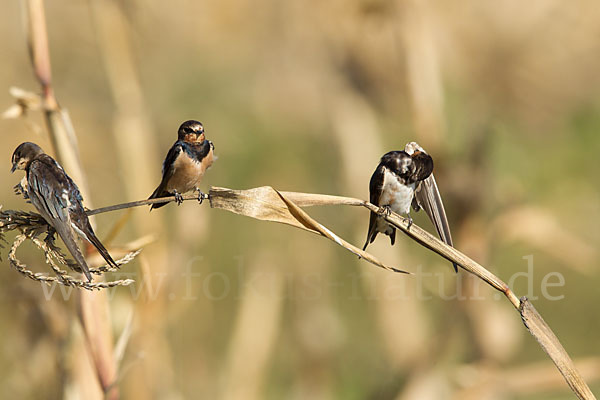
top-left (10, 163), bottom-right (16, 173)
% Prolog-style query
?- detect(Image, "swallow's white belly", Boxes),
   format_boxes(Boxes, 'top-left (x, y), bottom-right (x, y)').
top-left (376, 169), bottom-right (415, 234)
top-left (379, 169), bottom-right (415, 215)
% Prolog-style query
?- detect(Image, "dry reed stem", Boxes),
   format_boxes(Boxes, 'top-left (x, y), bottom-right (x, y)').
top-left (208, 186), bottom-right (595, 400)
top-left (23, 0), bottom-right (121, 396)
top-left (221, 255), bottom-right (284, 400)
top-left (520, 300), bottom-right (596, 399)
top-left (86, 190), bottom-right (404, 273)
top-left (89, 2), bottom-right (172, 394)
top-left (360, 201), bottom-right (521, 307)
top-left (2, 180), bottom-right (594, 398)
top-left (209, 186), bottom-right (407, 273)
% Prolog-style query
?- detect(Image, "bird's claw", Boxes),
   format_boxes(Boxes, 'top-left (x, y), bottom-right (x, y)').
top-left (45, 227), bottom-right (57, 246)
top-left (174, 192), bottom-right (184, 205)
top-left (13, 183), bottom-right (29, 200)
top-left (196, 188), bottom-right (207, 204)
top-left (378, 205), bottom-right (392, 217)
top-left (405, 215), bottom-right (413, 230)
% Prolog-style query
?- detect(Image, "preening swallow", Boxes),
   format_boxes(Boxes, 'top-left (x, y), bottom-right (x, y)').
top-left (149, 120), bottom-right (215, 209)
top-left (363, 142), bottom-right (458, 272)
top-left (11, 142), bottom-right (118, 281)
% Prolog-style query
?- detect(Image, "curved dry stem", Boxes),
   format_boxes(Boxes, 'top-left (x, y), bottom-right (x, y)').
top-left (1, 186), bottom-right (595, 398)
top-left (8, 234), bottom-right (134, 290)
top-left (360, 201), bottom-right (521, 308)
top-left (207, 186), bottom-right (595, 400)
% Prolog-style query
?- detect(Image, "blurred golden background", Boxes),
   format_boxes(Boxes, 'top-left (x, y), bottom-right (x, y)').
top-left (0, 0), bottom-right (599, 399)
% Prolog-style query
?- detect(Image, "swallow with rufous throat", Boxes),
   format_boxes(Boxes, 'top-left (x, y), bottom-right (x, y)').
top-left (363, 142), bottom-right (458, 272)
top-left (149, 120), bottom-right (215, 210)
top-left (11, 142), bottom-right (119, 281)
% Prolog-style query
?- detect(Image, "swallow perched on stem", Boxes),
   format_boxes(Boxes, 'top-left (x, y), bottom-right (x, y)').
top-left (149, 120), bottom-right (215, 210)
top-left (363, 142), bottom-right (458, 272)
top-left (11, 142), bottom-right (118, 281)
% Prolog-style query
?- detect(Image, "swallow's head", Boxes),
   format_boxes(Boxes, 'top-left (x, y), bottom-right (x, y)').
top-left (178, 120), bottom-right (205, 143)
top-left (396, 153), bottom-right (413, 174)
top-left (381, 151), bottom-right (413, 175)
top-left (11, 142), bottom-right (44, 173)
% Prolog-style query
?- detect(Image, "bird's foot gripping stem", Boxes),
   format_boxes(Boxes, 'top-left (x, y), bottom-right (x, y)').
top-left (378, 205), bottom-right (392, 217)
top-left (196, 188), bottom-right (208, 204)
top-left (174, 191), bottom-right (184, 205)
top-left (405, 215), bottom-right (413, 230)
top-left (44, 226), bottom-right (57, 246)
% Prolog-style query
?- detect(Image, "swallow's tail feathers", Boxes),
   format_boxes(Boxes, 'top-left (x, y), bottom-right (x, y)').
top-left (362, 232), bottom-right (373, 251)
top-left (414, 174), bottom-right (458, 272)
top-left (55, 225), bottom-right (93, 281)
top-left (148, 186), bottom-right (170, 210)
top-left (87, 230), bottom-right (119, 269)
top-left (77, 221), bottom-right (119, 270)
top-left (363, 211), bottom-right (383, 251)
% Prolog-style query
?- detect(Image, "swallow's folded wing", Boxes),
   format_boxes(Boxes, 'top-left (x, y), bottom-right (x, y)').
top-left (364, 163), bottom-right (389, 249)
top-left (28, 159), bottom-right (70, 224)
top-left (406, 142), bottom-right (458, 272)
top-left (414, 174), bottom-right (458, 272)
top-left (161, 142), bottom-right (183, 181)
top-left (28, 158), bottom-right (93, 281)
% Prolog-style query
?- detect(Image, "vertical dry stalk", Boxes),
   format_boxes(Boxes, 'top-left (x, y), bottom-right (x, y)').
top-left (23, 0), bottom-right (118, 398)
top-left (400, 0), bottom-right (446, 151)
top-left (89, 1), bottom-right (174, 397)
top-left (25, 0), bottom-right (87, 194)
top-left (221, 253), bottom-right (284, 400)
top-left (399, 2), bottom-right (521, 395)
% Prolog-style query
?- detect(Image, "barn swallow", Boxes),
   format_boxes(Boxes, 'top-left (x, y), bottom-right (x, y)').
top-left (11, 142), bottom-right (118, 281)
top-left (149, 120), bottom-right (215, 210)
top-left (363, 142), bottom-right (458, 272)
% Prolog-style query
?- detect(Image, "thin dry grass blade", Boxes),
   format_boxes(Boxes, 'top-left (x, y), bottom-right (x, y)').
top-left (209, 186), bottom-right (408, 273)
top-left (102, 209), bottom-right (134, 247)
top-left (276, 191), bottom-right (408, 273)
top-left (114, 309), bottom-right (134, 371)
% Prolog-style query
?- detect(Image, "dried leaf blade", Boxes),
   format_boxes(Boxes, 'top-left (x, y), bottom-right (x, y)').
top-left (209, 186), bottom-right (407, 274)
top-left (520, 297), bottom-right (596, 400)
top-left (209, 186), bottom-right (314, 232)
top-left (275, 190), bottom-right (408, 274)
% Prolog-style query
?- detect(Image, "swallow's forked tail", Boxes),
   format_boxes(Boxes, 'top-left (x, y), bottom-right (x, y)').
top-left (85, 228), bottom-right (119, 270)
top-left (148, 186), bottom-right (170, 210)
